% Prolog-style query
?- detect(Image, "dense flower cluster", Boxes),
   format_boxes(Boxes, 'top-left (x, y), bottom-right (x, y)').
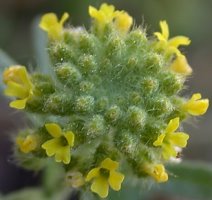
top-left (2, 3), bottom-right (209, 199)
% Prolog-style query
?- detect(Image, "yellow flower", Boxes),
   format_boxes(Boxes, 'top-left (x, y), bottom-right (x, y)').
top-left (89, 3), bottom-right (116, 26)
top-left (114, 11), bottom-right (133, 32)
top-left (39, 12), bottom-right (69, 40)
top-left (85, 158), bottom-right (125, 198)
top-left (170, 55), bottom-right (192, 75)
top-left (145, 164), bottom-right (168, 183)
top-left (153, 117), bottom-right (189, 160)
top-left (182, 93), bottom-right (209, 116)
top-left (89, 3), bottom-right (133, 33)
top-left (3, 65), bottom-right (33, 109)
top-left (42, 123), bottom-right (74, 164)
top-left (16, 135), bottom-right (38, 153)
top-left (154, 20), bottom-right (190, 56)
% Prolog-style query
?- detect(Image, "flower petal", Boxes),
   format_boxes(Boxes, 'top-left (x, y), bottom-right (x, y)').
top-left (45, 123), bottom-right (62, 138)
top-left (64, 131), bottom-right (75, 146)
top-left (100, 3), bottom-right (115, 19)
top-left (114, 11), bottom-right (133, 32)
top-left (190, 99), bottom-right (209, 116)
top-left (108, 171), bottom-right (124, 191)
top-left (4, 81), bottom-right (28, 98)
top-left (168, 36), bottom-right (191, 48)
top-left (17, 67), bottom-right (32, 88)
top-left (85, 168), bottom-right (100, 181)
top-left (183, 93), bottom-right (209, 116)
top-left (153, 133), bottom-right (165, 147)
top-left (162, 143), bottom-right (177, 160)
top-left (160, 20), bottom-right (169, 40)
top-left (59, 12), bottom-right (69, 26)
top-left (39, 13), bottom-right (58, 31)
top-left (101, 158), bottom-right (119, 170)
top-left (10, 98), bottom-right (28, 109)
top-left (55, 146), bottom-right (71, 164)
top-left (170, 55), bottom-right (192, 75)
top-left (169, 132), bottom-right (189, 148)
top-left (89, 3), bottom-right (115, 24)
top-left (89, 6), bottom-right (98, 18)
top-left (165, 117), bottom-right (179, 133)
top-left (91, 177), bottom-right (109, 198)
top-left (191, 93), bottom-right (201, 101)
top-left (42, 138), bottom-right (61, 156)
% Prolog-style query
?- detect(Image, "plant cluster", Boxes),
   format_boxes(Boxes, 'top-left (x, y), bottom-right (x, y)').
top-left (2, 3), bottom-right (209, 199)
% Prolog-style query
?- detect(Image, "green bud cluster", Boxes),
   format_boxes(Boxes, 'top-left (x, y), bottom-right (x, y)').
top-left (5, 5), bottom-right (208, 199)
top-left (23, 25), bottom-right (186, 172)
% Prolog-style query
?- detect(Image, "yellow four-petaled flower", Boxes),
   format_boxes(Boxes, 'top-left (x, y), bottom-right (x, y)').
top-left (16, 135), bottom-right (38, 153)
top-left (89, 3), bottom-right (132, 32)
top-left (86, 157), bottom-right (125, 198)
top-left (153, 117), bottom-right (189, 160)
top-left (154, 20), bottom-right (190, 56)
top-left (39, 12), bottom-right (69, 40)
top-left (89, 4), bottom-right (115, 25)
top-left (3, 65), bottom-right (33, 109)
top-left (145, 164), bottom-right (168, 183)
top-left (182, 93), bottom-right (209, 116)
top-left (42, 123), bottom-right (75, 164)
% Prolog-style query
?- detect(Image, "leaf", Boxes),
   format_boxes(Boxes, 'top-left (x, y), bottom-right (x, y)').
top-left (0, 49), bottom-right (16, 68)
top-left (31, 17), bottom-right (51, 73)
top-left (0, 187), bottom-right (71, 200)
top-left (1, 188), bottom-right (47, 200)
top-left (108, 179), bottom-right (151, 200)
top-left (108, 161), bottom-right (212, 200)
top-left (42, 160), bottom-right (66, 196)
top-left (156, 161), bottom-right (212, 200)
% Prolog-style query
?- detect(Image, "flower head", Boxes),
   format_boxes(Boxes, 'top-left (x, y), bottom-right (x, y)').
top-left (182, 93), bottom-right (209, 116)
top-left (153, 117), bottom-right (189, 160)
top-left (39, 12), bottom-right (69, 40)
top-left (86, 158), bottom-right (124, 198)
top-left (42, 123), bottom-right (74, 164)
top-left (154, 20), bottom-right (190, 56)
top-left (3, 65), bottom-right (33, 109)
top-left (16, 135), bottom-right (38, 153)
top-left (145, 164), bottom-right (168, 183)
top-left (170, 55), bottom-right (192, 75)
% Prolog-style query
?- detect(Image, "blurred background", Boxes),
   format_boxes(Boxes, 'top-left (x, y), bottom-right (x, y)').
top-left (0, 0), bottom-right (211, 199)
